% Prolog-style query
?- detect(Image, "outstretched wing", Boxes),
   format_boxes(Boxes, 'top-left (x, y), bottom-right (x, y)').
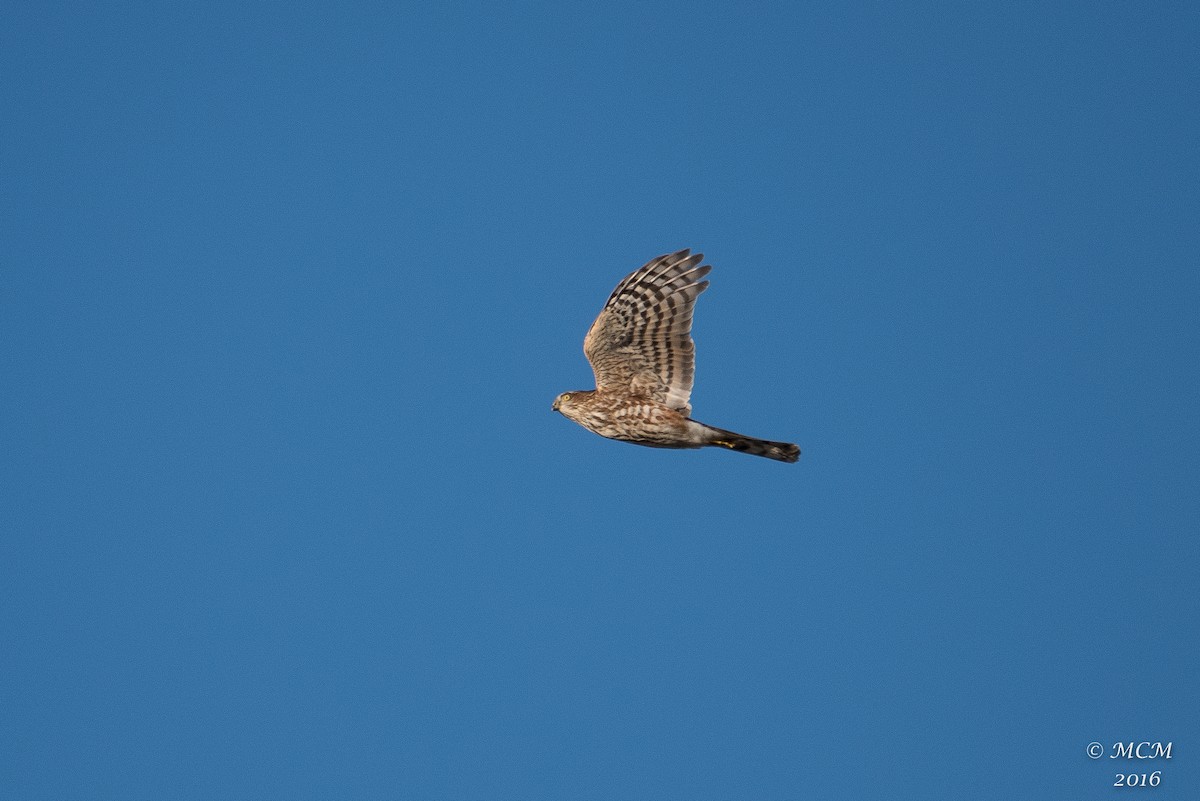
top-left (583, 249), bottom-right (711, 415)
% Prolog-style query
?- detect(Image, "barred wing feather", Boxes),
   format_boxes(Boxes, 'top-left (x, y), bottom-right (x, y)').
top-left (583, 249), bottom-right (711, 416)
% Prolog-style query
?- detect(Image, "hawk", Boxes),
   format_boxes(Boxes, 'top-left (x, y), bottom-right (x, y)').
top-left (553, 249), bottom-right (800, 463)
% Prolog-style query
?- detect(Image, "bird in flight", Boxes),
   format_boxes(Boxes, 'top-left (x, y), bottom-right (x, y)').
top-left (553, 249), bottom-right (800, 463)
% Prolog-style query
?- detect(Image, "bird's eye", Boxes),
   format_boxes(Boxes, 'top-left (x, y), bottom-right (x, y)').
top-left (562, 394), bottom-right (571, 401)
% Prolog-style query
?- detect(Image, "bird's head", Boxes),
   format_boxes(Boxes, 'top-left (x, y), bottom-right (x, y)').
top-left (552, 391), bottom-right (591, 420)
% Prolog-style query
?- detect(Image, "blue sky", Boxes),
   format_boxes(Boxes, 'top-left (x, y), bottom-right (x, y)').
top-left (2, 2), bottom-right (1198, 799)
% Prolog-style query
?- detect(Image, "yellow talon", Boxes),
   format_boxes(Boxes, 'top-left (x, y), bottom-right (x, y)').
top-left (713, 440), bottom-right (735, 448)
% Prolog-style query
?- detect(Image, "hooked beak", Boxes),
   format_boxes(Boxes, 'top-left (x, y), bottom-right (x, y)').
top-left (551, 397), bottom-right (560, 412)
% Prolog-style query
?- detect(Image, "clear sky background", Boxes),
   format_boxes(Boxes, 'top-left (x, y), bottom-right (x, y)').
top-left (2, 2), bottom-right (1198, 799)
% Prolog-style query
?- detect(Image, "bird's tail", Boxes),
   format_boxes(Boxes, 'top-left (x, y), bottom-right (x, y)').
top-left (698, 424), bottom-right (800, 463)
